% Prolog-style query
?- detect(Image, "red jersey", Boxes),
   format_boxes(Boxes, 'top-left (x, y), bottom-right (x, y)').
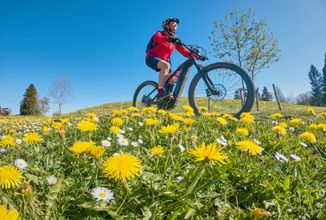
top-left (146, 30), bottom-right (191, 61)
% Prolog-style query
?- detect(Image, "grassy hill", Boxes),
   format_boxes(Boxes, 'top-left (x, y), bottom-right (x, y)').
top-left (72, 97), bottom-right (326, 118)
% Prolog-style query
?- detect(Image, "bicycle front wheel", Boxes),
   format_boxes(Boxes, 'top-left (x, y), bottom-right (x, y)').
top-left (188, 62), bottom-right (254, 118)
top-left (132, 80), bottom-right (158, 109)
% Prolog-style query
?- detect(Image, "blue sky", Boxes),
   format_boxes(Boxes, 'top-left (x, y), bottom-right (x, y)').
top-left (1, 0), bottom-right (326, 115)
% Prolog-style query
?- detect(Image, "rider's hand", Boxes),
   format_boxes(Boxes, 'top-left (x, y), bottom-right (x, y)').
top-left (193, 53), bottom-right (206, 61)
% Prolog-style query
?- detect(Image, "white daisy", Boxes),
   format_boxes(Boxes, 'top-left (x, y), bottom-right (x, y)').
top-left (289, 127), bottom-right (295, 132)
top-left (117, 133), bottom-right (124, 139)
top-left (120, 129), bottom-right (125, 134)
top-left (0, 148), bottom-right (8, 153)
top-left (112, 152), bottom-right (120, 156)
top-left (47, 175), bottom-right (57, 185)
top-left (94, 117), bottom-right (99, 122)
top-left (127, 127), bottom-right (133, 131)
top-left (138, 139), bottom-right (143, 144)
top-left (272, 121), bottom-right (278, 126)
top-left (290, 154), bottom-right (301, 161)
top-left (14, 159), bottom-right (28, 170)
top-left (101, 140), bottom-right (111, 148)
top-left (178, 143), bottom-right (185, 152)
top-left (106, 137), bottom-right (112, 141)
top-left (91, 186), bottom-right (114, 202)
top-left (274, 152), bottom-right (288, 163)
top-left (131, 141), bottom-right (139, 147)
top-left (138, 122), bottom-right (144, 126)
top-left (216, 135), bottom-right (228, 146)
top-left (118, 137), bottom-right (129, 146)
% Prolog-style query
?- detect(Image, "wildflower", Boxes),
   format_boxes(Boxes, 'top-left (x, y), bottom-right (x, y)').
top-left (138, 138), bottom-right (143, 144)
top-left (0, 165), bottom-right (22, 189)
top-left (23, 132), bottom-right (42, 144)
top-left (272, 125), bottom-right (286, 136)
top-left (300, 142), bottom-right (308, 147)
top-left (127, 127), bottom-right (133, 131)
top-left (308, 123), bottom-right (318, 130)
top-left (252, 208), bottom-right (271, 220)
top-left (270, 112), bottom-right (283, 120)
top-left (240, 115), bottom-right (255, 124)
top-left (274, 152), bottom-right (288, 163)
top-left (191, 135), bottom-right (197, 144)
top-left (169, 113), bottom-right (184, 121)
top-left (102, 153), bottom-right (142, 181)
top-left (141, 106), bottom-right (156, 114)
top-left (290, 118), bottom-right (302, 126)
top-left (307, 107), bottom-right (316, 115)
top-left (110, 126), bottom-right (121, 134)
top-left (319, 112), bottom-right (326, 116)
top-left (279, 122), bottom-right (287, 128)
top-left (70, 141), bottom-right (95, 154)
top-left (86, 112), bottom-right (97, 121)
top-left (253, 139), bottom-right (262, 145)
top-left (182, 105), bottom-right (194, 113)
top-left (144, 118), bottom-right (160, 126)
top-left (236, 128), bottom-right (249, 137)
top-left (118, 137), bottom-right (129, 146)
top-left (289, 127), bottom-right (295, 132)
top-left (92, 186), bottom-right (114, 201)
top-left (290, 154), bottom-right (301, 161)
top-left (47, 175), bottom-right (57, 185)
top-left (131, 141), bottom-right (139, 147)
top-left (0, 149), bottom-right (7, 153)
top-left (216, 117), bottom-right (227, 125)
top-left (0, 205), bottom-right (20, 220)
top-left (271, 120), bottom-right (278, 126)
top-left (183, 118), bottom-right (194, 126)
top-left (157, 109), bottom-right (168, 116)
top-left (300, 131), bottom-right (316, 144)
top-left (21, 181), bottom-right (33, 196)
top-left (159, 124), bottom-right (179, 135)
top-left (1, 135), bottom-right (16, 148)
top-left (14, 159), bottom-right (28, 170)
top-left (138, 122), bottom-right (144, 126)
top-left (131, 112), bottom-right (140, 118)
top-left (216, 135), bottom-right (228, 147)
top-left (150, 145), bottom-right (165, 155)
top-left (16, 138), bottom-right (22, 145)
top-left (235, 140), bottom-right (264, 155)
top-left (90, 146), bottom-right (106, 159)
top-left (101, 140), bottom-right (111, 148)
top-left (189, 142), bottom-right (227, 165)
top-left (111, 117), bottom-right (123, 127)
top-left (77, 120), bottom-right (97, 132)
top-left (178, 143), bottom-right (185, 152)
top-left (316, 123), bottom-right (326, 132)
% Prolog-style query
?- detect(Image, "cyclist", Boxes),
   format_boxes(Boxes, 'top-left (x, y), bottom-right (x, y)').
top-left (145, 18), bottom-right (200, 102)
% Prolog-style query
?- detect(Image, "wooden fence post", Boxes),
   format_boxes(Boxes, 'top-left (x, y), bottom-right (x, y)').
top-left (272, 84), bottom-right (282, 111)
top-left (255, 88), bottom-right (260, 111)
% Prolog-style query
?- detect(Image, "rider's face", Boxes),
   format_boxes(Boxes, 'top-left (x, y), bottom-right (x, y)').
top-left (168, 21), bottom-right (177, 32)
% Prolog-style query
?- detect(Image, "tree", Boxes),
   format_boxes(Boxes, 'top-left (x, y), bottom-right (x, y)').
top-left (234, 89), bottom-right (241, 99)
top-left (308, 65), bottom-right (323, 106)
top-left (38, 97), bottom-right (50, 115)
top-left (296, 92), bottom-right (312, 105)
top-left (20, 84), bottom-right (40, 115)
top-left (210, 6), bottom-right (281, 82)
top-left (322, 53), bottom-right (326, 105)
top-left (49, 76), bottom-right (71, 115)
top-left (261, 86), bottom-right (273, 101)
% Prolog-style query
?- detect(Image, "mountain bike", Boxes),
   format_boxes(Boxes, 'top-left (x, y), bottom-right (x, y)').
top-left (132, 43), bottom-right (254, 118)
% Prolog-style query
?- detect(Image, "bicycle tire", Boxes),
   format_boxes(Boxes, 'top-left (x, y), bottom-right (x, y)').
top-left (188, 62), bottom-right (254, 118)
top-left (132, 80), bottom-right (158, 108)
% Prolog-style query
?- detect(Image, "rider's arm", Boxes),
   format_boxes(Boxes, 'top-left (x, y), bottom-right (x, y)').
top-left (153, 31), bottom-right (168, 44)
top-left (176, 44), bottom-right (200, 59)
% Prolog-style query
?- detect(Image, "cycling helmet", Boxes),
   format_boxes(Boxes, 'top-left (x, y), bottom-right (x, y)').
top-left (162, 18), bottom-right (180, 28)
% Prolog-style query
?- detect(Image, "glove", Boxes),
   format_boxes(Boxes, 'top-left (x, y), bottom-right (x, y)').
top-left (193, 53), bottom-right (206, 61)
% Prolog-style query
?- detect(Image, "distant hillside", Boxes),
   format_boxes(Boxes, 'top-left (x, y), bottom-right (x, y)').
top-left (70, 97), bottom-right (326, 118)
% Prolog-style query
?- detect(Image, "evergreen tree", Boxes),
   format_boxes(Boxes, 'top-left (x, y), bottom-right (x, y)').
top-left (20, 84), bottom-right (40, 115)
top-left (234, 89), bottom-right (241, 99)
top-left (322, 53), bottom-right (326, 105)
top-left (261, 86), bottom-right (273, 101)
top-left (308, 65), bottom-right (323, 106)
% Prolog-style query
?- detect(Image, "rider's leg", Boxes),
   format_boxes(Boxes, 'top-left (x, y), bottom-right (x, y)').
top-left (157, 60), bottom-right (171, 90)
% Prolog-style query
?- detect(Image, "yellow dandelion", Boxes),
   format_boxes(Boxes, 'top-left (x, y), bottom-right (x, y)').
top-left (235, 140), bottom-right (264, 155)
top-left (127, 106), bottom-right (138, 112)
top-left (90, 146), bottom-right (106, 159)
top-left (183, 118), bottom-right (194, 126)
top-left (77, 120), bottom-right (97, 132)
top-left (86, 112), bottom-right (97, 121)
top-left (279, 122), bottom-right (287, 128)
top-left (252, 208), bottom-right (271, 220)
top-left (0, 205), bottom-right (20, 220)
top-left (319, 112), bottom-right (326, 116)
top-left (70, 141), bottom-right (95, 154)
top-left (191, 135), bottom-right (197, 144)
top-left (272, 125), bottom-right (287, 136)
top-left (131, 112), bottom-right (140, 118)
top-left (150, 145), bottom-right (165, 155)
top-left (300, 132), bottom-right (316, 144)
top-left (159, 123), bottom-right (179, 135)
top-left (168, 113), bottom-right (184, 122)
top-left (198, 106), bottom-right (208, 113)
top-left (223, 114), bottom-right (238, 121)
top-left (290, 118), bottom-right (302, 126)
top-left (23, 132), bottom-right (42, 144)
top-left (270, 112), bottom-right (283, 120)
top-left (308, 123), bottom-right (318, 130)
top-left (141, 106), bottom-right (157, 114)
top-left (111, 117), bottom-right (123, 127)
top-left (316, 123), bottom-right (326, 132)
top-left (240, 116), bottom-right (255, 124)
top-left (216, 117), bottom-right (227, 125)
top-left (0, 165), bottom-right (23, 189)
top-left (189, 143), bottom-right (227, 165)
top-left (1, 135), bottom-right (16, 148)
top-left (182, 105), bottom-right (194, 113)
top-left (236, 128), bottom-right (249, 137)
top-left (52, 121), bottom-right (63, 132)
top-left (102, 153), bottom-right (142, 181)
top-left (144, 118), bottom-right (160, 126)
top-left (307, 107), bottom-right (316, 115)
top-left (157, 109), bottom-right (168, 116)
top-left (184, 111), bottom-right (194, 117)
top-left (110, 126), bottom-right (121, 134)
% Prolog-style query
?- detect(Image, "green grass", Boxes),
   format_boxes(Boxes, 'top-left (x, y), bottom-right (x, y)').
top-left (72, 97), bottom-right (326, 118)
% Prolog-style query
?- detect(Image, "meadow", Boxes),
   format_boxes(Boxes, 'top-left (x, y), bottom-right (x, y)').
top-left (0, 103), bottom-right (325, 219)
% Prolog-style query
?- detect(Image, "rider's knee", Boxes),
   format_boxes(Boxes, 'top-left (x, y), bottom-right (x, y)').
top-left (158, 60), bottom-right (170, 71)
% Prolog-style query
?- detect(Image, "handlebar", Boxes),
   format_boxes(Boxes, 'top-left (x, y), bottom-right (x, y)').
top-left (180, 42), bottom-right (209, 61)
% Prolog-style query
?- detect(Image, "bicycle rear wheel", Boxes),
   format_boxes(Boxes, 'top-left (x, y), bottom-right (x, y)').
top-left (132, 80), bottom-right (158, 108)
top-left (188, 62), bottom-right (254, 118)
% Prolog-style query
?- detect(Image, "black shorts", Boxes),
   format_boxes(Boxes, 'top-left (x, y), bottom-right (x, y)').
top-left (146, 57), bottom-right (172, 73)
